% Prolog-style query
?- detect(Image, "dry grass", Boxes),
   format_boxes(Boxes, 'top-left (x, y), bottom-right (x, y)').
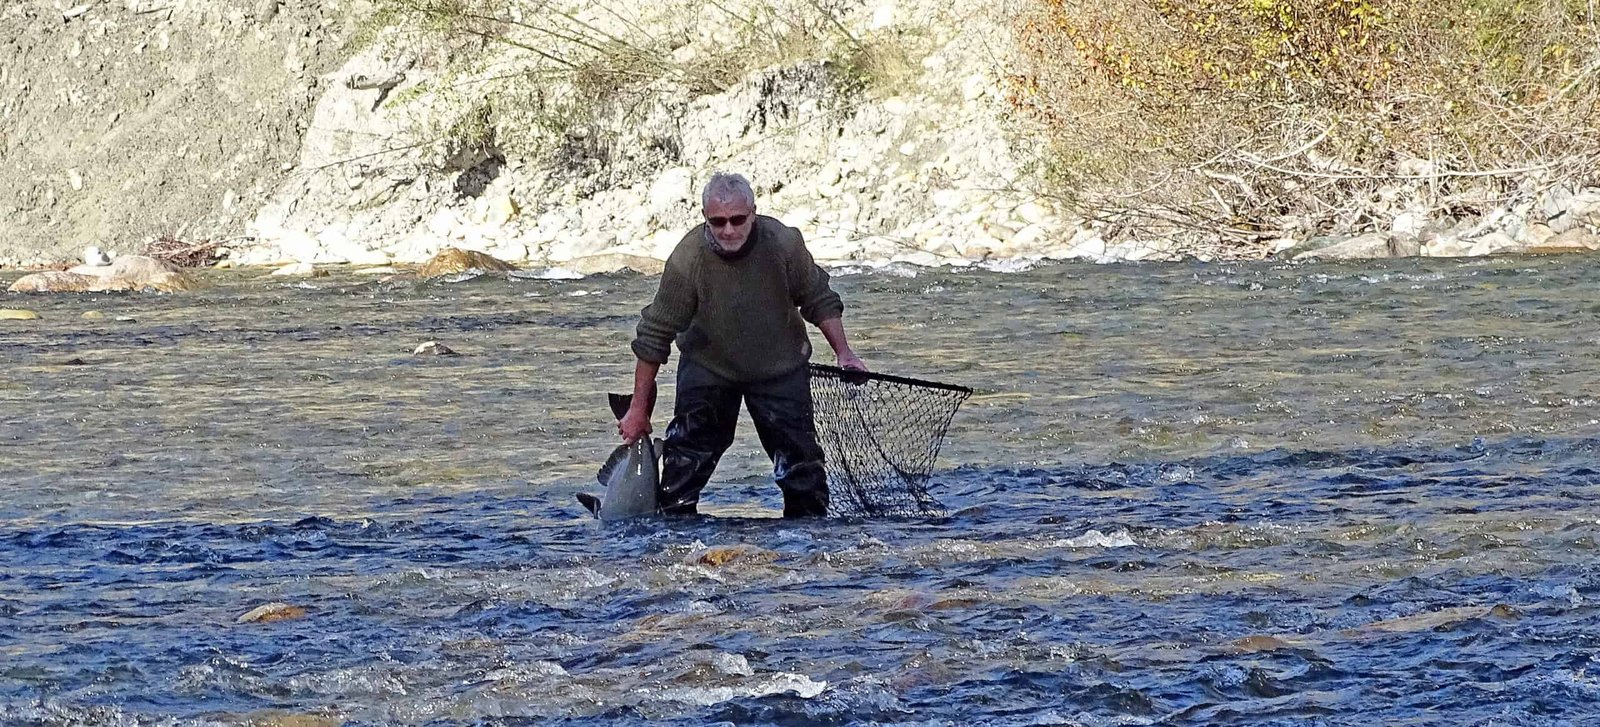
top-left (1009, 0), bottom-right (1600, 254)
top-left (143, 235), bottom-right (224, 268)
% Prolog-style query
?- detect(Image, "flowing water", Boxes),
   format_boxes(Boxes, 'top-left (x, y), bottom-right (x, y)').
top-left (3, 256), bottom-right (1600, 725)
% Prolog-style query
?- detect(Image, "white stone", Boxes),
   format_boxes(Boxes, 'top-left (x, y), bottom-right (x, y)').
top-left (1054, 235), bottom-right (1106, 260)
top-left (650, 166), bottom-right (694, 212)
top-left (427, 209), bottom-right (463, 236)
top-left (486, 196), bottom-right (519, 227)
top-left (807, 235), bottom-right (858, 261)
top-left (82, 246), bottom-right (110, 267)
top-left (785, 207), bottom-right (817, 229)
top-left (1517, 223), bottom-right (1556, 247)
top-left (271, 262), bottom-right (317, 276)
top-left (67, 169), bottom-right (84, 191)
top-left (870, 0), bottom-right (896, 30)
top-left (1014, 201), bottom-right (1049, 225)
top-left (899, 142), bottom-right (917, 156)
top-left (1422, 235), bottom-right (1473, 257)
top-left (488, 240), bottom-right (530, 262)
top-left (962, 74), bottom-right (989, 101)
top-left (646, 229), bottom-right (682, 259)
top-left (1390, 209), bottom-right (1428, 237)
top-left (1466, 232), bottom-right (1518, 257)
top-left (931, 189), bottom-right (965, 208)
top-left (883, 97), bottom-right (909, 115)
top-left (345, 248), bottom-right (392, 266)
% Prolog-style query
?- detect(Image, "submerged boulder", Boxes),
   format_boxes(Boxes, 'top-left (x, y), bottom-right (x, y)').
top-left (237, 602), bottom-right (308, 624)
top-left (417, 248), bottom-right (518, 278)
top-left (7, 255), bottom-right (202, 293)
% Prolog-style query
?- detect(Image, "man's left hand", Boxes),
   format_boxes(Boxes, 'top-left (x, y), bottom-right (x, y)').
top-left (838, 352), bottom-right (867, 372)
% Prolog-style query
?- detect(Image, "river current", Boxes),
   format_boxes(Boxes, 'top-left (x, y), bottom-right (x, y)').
top-left (3, 256), bottom-right (1600, 725)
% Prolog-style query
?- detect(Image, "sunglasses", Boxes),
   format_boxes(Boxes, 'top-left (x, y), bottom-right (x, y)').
top-left (706, 215), bottom-right (750, 228)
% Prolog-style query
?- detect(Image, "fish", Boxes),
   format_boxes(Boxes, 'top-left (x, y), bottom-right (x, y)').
top-left (577, 392), bottom-right (662, 520)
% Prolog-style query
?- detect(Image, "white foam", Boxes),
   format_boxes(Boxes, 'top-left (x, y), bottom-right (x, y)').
top-left (649, 673), bottom-right (828, 706)
top-left (511, 268), bottom-right (586, 280)
top-left (1055, 529), bottom-right (1138, 548)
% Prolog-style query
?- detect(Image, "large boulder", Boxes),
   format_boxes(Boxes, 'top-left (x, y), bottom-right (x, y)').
top-left (1292, 233), bottom-right (1407, 261)
top-left (1526, 229), bottom-right (1600, 254)
top-left (7, 255), bottom-right (202, 293)
top-left (417, 248), bottom-right (518, 278)
top-left (8, 271), bottom-right (101, 293)
top-left (560, 253), bottom-right (666, 275)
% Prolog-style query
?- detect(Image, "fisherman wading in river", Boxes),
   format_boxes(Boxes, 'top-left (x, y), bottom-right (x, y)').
top-left (619, 172), bottom-right (867, 518)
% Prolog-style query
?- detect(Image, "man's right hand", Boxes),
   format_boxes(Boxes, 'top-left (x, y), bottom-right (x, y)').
top-left (618, 406), bottom-right (653, 443)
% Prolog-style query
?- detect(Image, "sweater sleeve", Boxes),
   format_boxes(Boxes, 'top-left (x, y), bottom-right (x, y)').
top-left (788, 227), bottom-right (845, 324)
top-left (632, 251), bottom-right (697, 364)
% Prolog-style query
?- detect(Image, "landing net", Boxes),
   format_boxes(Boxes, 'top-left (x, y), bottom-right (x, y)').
top-left (808, 364), bottom-right (972, 518)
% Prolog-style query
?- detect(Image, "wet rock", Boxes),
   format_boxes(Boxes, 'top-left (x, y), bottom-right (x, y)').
top-left (238, 711), bottom-right (338, 727)
top-left (417, 248), bottom-right (518, 278)
top-left (690, 544), bottom-right (780, 567)
top-left (1466, 232), bottom-right (1519, 257)
top-left (563, 253), bottom-right (666, 275)
top-left (8, 271), bottom-right (101, 293)
top-left (81, 310), bottom-right (105, 320)
top-left (413, 341), bottom-right (457, 356)
top-left (236, 602), bottom-right (307, 624)
top-left (0, 308), bottom-right (41, 320)
top-left (1292, 233), bottom-right (1400, 261)
top-left (1422, 234), bottom-right (1474, 257)
top-left (1339, 604), bottom-right (1516, 638)
top-left (15, 256), bottom-right (203, 293)
top-left (1527, 229), bottom-right (1600, 254)
top-left (270, 262), bottom-right (322, 277)
top-left (62, 358), bottom-right (87, 366)
top-left (1227, 635), bottom-right (1300, 653)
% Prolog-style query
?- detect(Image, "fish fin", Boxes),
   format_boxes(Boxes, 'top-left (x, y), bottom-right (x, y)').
top-left (608, 393), bottom-right (633, 421)
top-left (597, 444), bottom-right (631, 486)
top-left (608, 382), bottom-right (658, 421)
top-left (576, 492), bottom-right (602, 517)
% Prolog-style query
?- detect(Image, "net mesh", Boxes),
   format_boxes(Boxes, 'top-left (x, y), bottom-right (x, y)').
top-left (808, 364), bottom-right (972, 518)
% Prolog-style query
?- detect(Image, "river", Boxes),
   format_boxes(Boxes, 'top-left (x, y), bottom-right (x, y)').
top-left (3, 256), bottom-right (1599, 724)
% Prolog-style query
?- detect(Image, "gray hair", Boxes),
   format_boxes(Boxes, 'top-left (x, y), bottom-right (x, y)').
top-left (701, 172), bottom-right (755, 209)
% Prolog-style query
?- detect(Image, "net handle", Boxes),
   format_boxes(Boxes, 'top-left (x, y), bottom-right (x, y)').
top-left (808, 363), bottom-right (974, 394)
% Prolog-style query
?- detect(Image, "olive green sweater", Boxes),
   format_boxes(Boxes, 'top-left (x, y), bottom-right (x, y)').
top-left (632, 215), bottom-right (845, 382)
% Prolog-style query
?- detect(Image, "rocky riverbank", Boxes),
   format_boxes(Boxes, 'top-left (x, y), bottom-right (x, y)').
top-left (4, 0), bottom-right (1598, 274)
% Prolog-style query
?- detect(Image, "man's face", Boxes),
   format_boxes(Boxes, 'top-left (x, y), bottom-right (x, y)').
top-left (703, 196), bottom-right (756, 251)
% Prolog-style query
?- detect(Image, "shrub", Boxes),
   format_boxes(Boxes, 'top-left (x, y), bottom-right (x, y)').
top-left (1011, 0), bottom-right (1600, 253)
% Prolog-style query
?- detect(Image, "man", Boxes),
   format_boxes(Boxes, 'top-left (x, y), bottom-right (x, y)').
top-left (618, 172), bottom-right (866, 518)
